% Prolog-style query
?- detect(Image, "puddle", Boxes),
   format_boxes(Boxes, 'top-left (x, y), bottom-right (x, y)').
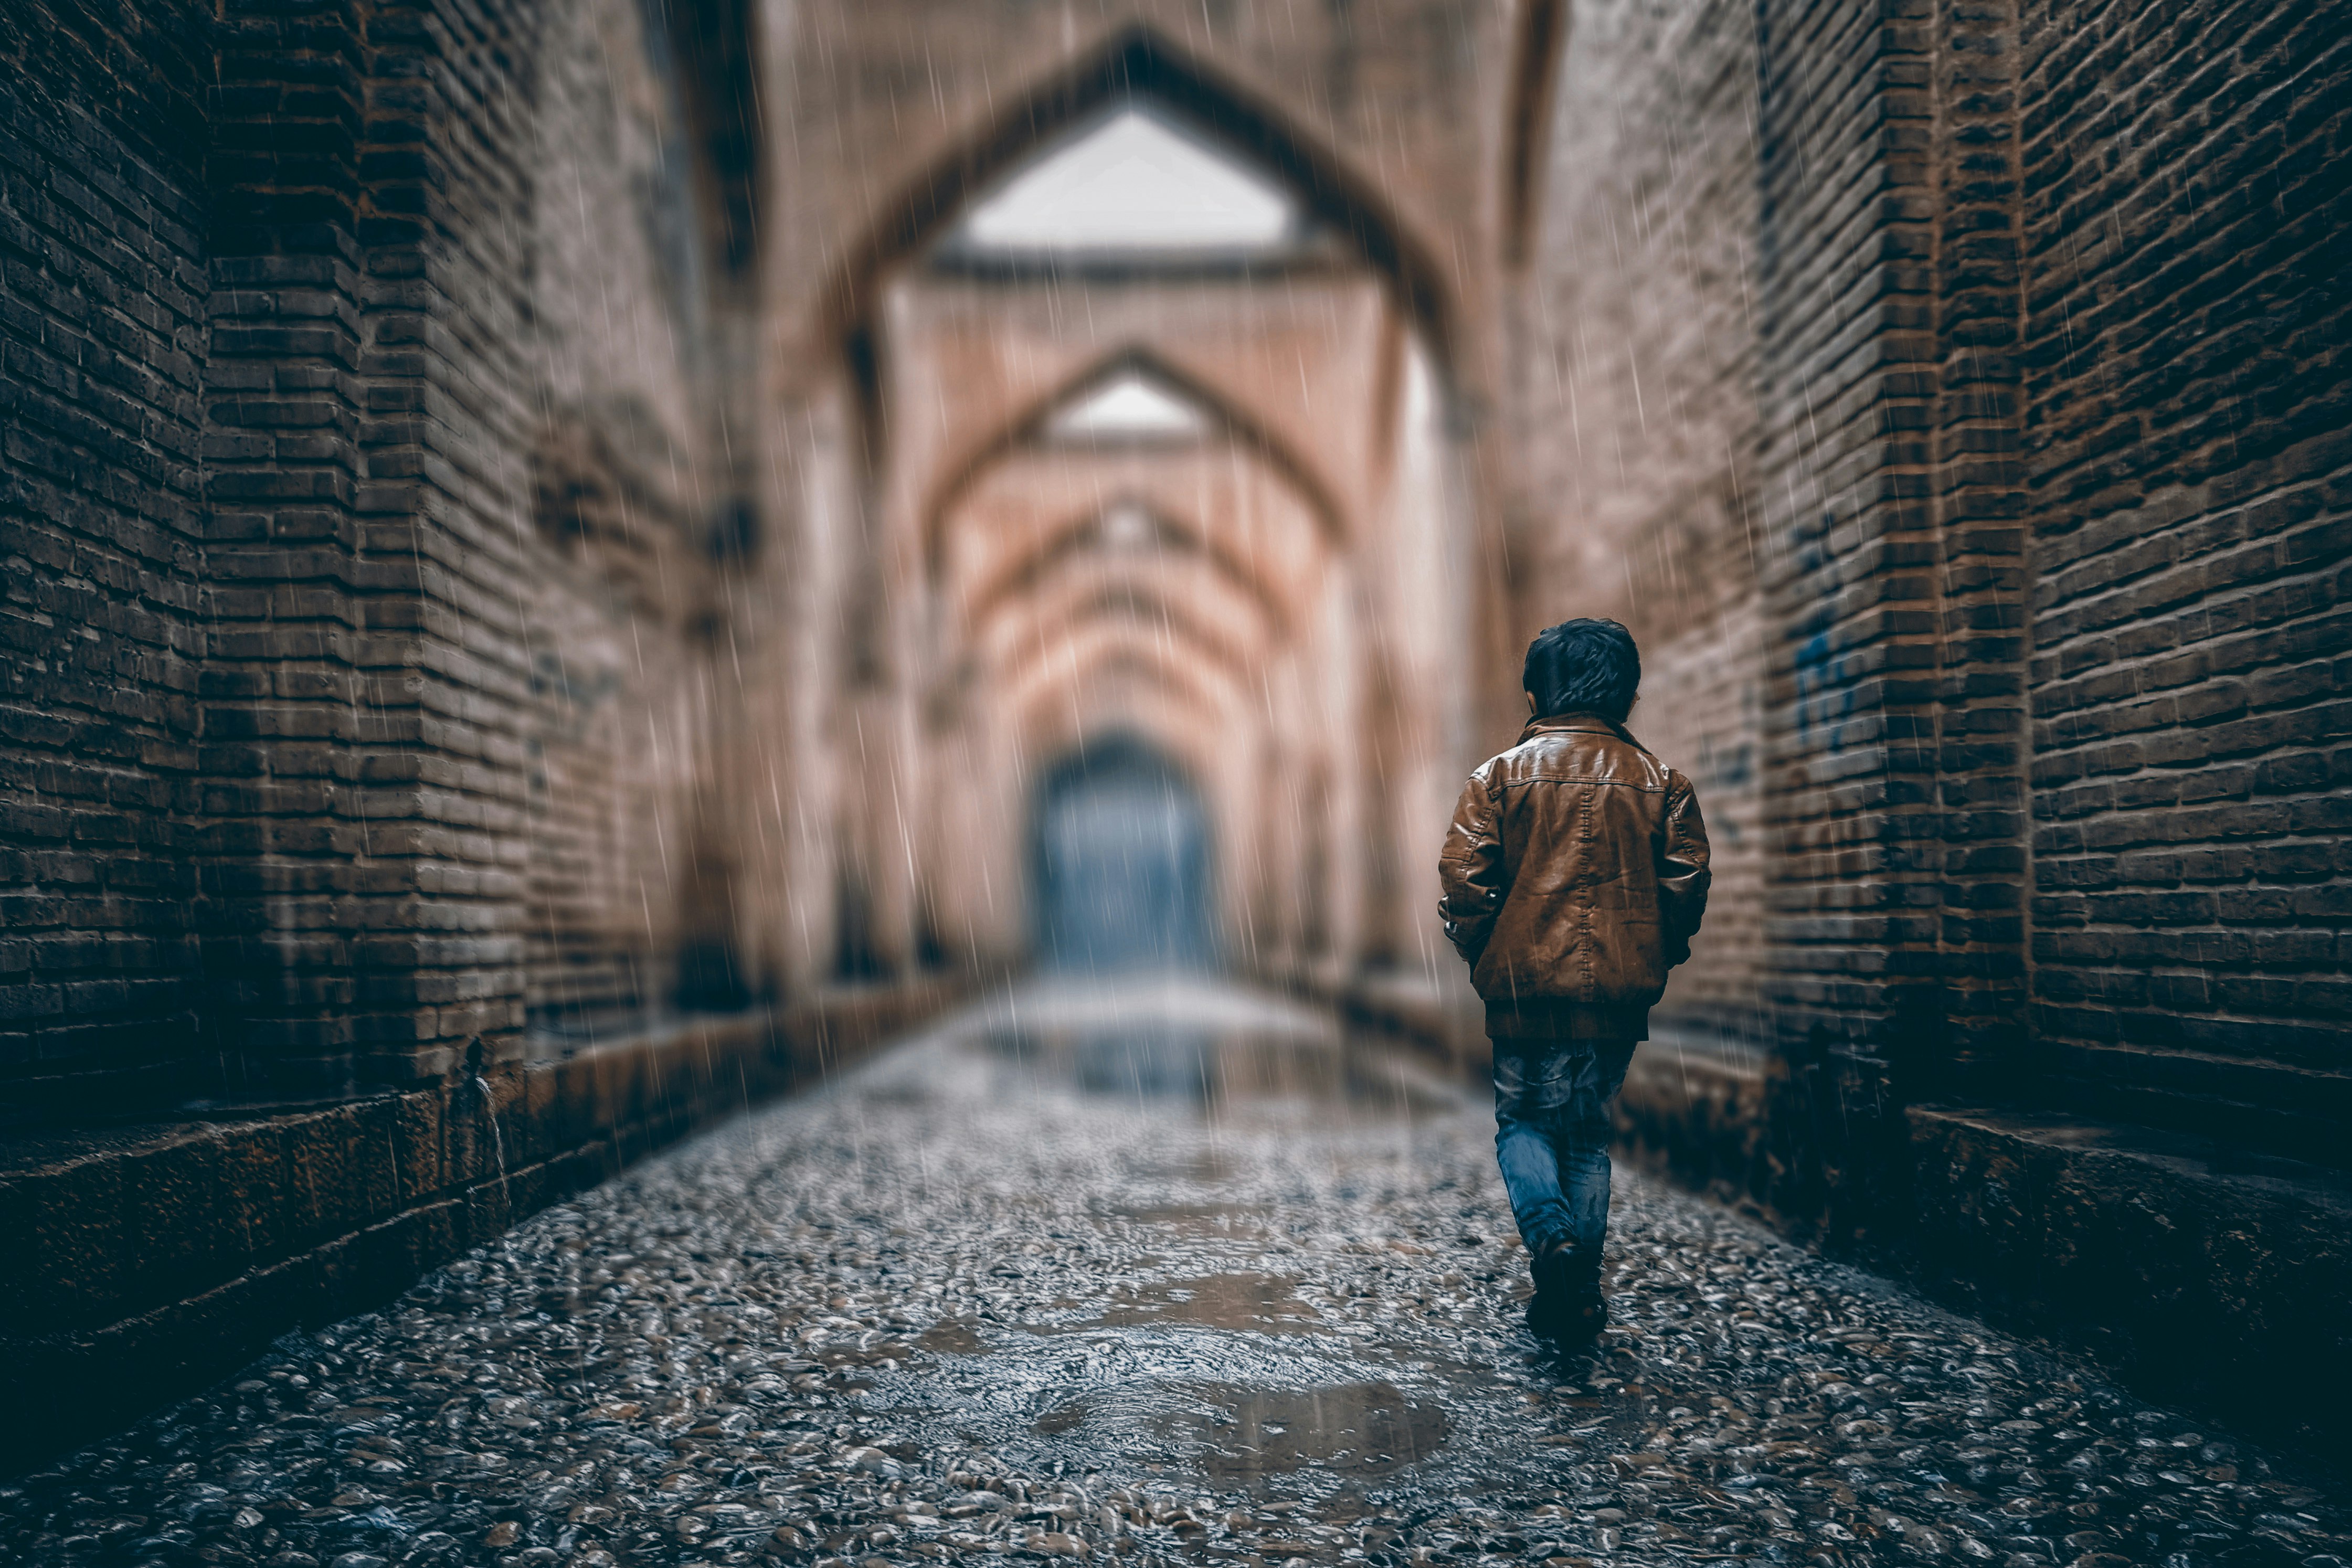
top-left (1074, 1274), bottom-right (1319, 1335)
top-left (1105, 1201), bottom-right (1265, 1236)
top-left (1167, 1149), bottom-right (1234, 1184)
top-left (1032, 1400), bottom-right (1089, 1435)
top-left (1072, 1027), bottom-right (1216, 1097)
top-left (918, 1319), bottom-right (989, 1356)
top-left (1169, 1382), bottom-right (1449, 1485)
top-left (859, 1323), bottom-right (1497, 1499)
top-left (978, 1018), bottom-right (1365, 1109)
top-left (991, 1025), bottom-right (1254, 1103)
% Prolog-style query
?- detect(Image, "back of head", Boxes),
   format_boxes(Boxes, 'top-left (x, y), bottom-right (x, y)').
top-left (1523, 618), bottom-right (1641, 724)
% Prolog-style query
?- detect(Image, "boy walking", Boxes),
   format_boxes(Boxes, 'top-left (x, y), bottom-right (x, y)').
top-left (1437, 619), bottom-right (1710, 1344)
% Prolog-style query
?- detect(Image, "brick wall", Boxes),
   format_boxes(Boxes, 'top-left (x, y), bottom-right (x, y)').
top-left (2, 0), bottom-right (760, 1113)
top-left (195, 0), bottom-right (556, 1092)
top-left (1752, 0), bottom-right (1922, 1086)
top-left (520, 0), bottom-right (749, 1034)
top-left (521, 425), bottom-right (727, 1031)
top-left (2018, 0), bottom-right (2352, 1163)
top-left (1539, 0), bottom-right (2349, 1178)
top-left (0, 0), bottom-right (213, 1116)
top-left (1506, 0), bottom-right (1768, 1041)
top-left (337, 0), bottom-right (753, 1074)
top-left (1508, 0), bottom-right (2036, 1233)
top-left (1643, 599), bottom-right (1771, 1037)
top-left (1507, 0), bottom-right (2039, 1066)
top-left (1514, 0), bottom-right (2352, 1457)
top-left (354, 0), bottom-right (539, 1081)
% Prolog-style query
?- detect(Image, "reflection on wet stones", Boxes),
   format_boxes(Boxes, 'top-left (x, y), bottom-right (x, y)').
top-left (1174, 1382), bottom-right (1448, 1485)
top-left (1101, 1200), bottom-right (1267, 1237)
top-left (980, 981), bottom-right (1362, 1109)
top-left (1033, 1400), bottom-right (1090, 1436)
top-left (1080, 1274), bottom-right (1318, 1334)
top-left (1072, 1028), bottom-right (1215, 1098)
top-left (1007, 1024), bottom-right (1354, 1105)
top-left (915, 1318), bottom-right (989, 1356)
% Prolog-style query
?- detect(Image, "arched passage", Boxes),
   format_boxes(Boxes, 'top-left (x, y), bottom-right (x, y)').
top-left (781, 4), bottom-right (1482, 999)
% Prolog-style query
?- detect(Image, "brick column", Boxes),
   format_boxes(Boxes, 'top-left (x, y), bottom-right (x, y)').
top-left (348, 0), bottom-right (535, 1075)
top-left (1752, 0), bottom-right (2031, 1222)
top-left (199, 0), bottom-right (378, 1090)
top-left (199, 0), bottom-right (533, 1090)
top-left (1917, 0), bottom-right (2032, 1087)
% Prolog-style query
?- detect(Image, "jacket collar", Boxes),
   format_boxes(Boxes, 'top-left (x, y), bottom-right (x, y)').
top-left (1518, 711), bottom-right (1649, 752)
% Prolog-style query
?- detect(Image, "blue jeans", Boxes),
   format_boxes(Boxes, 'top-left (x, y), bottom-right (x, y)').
top-left (1492, 1039), bottom-right (1637, 1257)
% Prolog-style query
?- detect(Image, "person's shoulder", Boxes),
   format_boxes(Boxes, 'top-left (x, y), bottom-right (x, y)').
top-left (1467, 749), bottom-right (1514, 786)
top-left (1479, 734), bottom-right (1556, 780)
top-left (1511, 725), bottom-right (1667, 788)
top-left (1595, 724), bottom-right (1687, 792)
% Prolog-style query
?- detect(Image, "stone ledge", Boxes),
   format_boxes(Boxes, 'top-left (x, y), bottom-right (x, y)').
top-left (1615, 1030), bottom-right (2352, 1469)
top-left (1614, 1025), bottom-right (1775, 1215)
top-left (0, 980), bottom-right (966, 1476)
top-left (1904, 1104), bottom-right (2352, 1466)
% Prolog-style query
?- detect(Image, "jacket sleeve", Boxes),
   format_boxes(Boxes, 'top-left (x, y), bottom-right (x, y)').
top-left (1437, 768), bottom-right (1506, 968)
top-left (1658, 772), bottom-right (1712, 968)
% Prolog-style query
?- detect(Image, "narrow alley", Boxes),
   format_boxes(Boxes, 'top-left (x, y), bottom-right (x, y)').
top-left (5, 990), bottom-right (2344, 1566)
top-left (5, 0), bottom-right (2350, 1553)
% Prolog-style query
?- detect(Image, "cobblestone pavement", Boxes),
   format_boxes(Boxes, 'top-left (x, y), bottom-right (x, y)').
top-left (5, 982), bottom-right (2347, 1568)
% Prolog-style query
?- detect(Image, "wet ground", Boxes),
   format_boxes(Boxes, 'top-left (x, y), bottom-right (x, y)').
top-left (4, 979), bottom-right (2347, 1568)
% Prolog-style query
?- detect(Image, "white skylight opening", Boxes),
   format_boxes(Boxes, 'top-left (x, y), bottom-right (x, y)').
top-left (1100, 504), bottom-right (1157, 549)
top-left (953, 107), bottom-right (1299, 257)
top-left (1047, 370), bottom-right (1211, 441)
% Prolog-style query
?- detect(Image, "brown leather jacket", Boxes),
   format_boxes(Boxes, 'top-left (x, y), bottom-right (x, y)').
top-left (1438, 713), bottom-right (1711, 1040)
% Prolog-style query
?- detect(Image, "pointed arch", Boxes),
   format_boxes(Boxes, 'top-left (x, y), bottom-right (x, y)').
top-left (958, 499), bottom-right (1294, 643)
top-left (818, 25), bottom-right (1459, 371)
top-left (980, 580), bottom-right (1266, 697)
top-left (988, 599), bottom-right (1257, 706)
top-left (977, 574), bottom-right (1272, 679)
top-left (946, 105), bottom-right (1299, 260)
top-left (922, 346), bottom-right (1347, 577)
top-left (1013, 661), bottom-right (1231, 746)
top-left (999, 624), bottom-right (1248, 727)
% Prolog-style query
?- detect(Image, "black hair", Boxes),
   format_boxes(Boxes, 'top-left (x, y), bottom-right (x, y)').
top-left (1522, 618), bottom-right (1641, 723)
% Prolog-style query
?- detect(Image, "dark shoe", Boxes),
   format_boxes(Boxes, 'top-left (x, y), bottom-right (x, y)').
top-left (1560, 1277), bottom-right (1606, 1343)
top-left (1530, 1238), bottom-right (1575, 1301)
top-left (1528, 1242), bottom-right (1605, 1346)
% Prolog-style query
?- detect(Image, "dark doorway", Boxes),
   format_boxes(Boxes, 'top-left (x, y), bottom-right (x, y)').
top-left (1032, 738), bottom-right (1215, 973)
